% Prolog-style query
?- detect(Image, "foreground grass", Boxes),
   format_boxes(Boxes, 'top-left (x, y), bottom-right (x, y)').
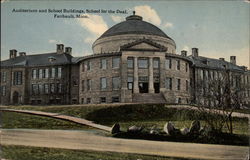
top-left (1, 145), bottom-right (194, 160)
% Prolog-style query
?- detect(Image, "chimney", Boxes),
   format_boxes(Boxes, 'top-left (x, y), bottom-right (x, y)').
top-left (181, 50), bottom-right (187, 57)
top-left (230, 56), bottom-right (236, 65)
top-left (19, 52), bottom-right (26, 56)
top-left (56, 44), bottom-right (64, 54)
top-left (9, 49), bottom-right (17, 59)
top-left (192, 48), bottom-right (198, 57)
top-left (219, 58), bottom-right (225, 61)
top-left (65, 47), bottom-right (72, 55)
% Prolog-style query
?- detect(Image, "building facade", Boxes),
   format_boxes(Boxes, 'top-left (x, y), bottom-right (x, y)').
top-left (1, 13), bottom-right (249, 106)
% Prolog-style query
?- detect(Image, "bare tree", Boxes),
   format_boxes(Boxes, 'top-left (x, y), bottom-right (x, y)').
top-left (195, 69), bottom-right (246, 134)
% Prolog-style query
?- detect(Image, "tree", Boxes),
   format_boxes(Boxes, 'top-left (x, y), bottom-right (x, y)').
top-left (195, 69), bottom-right (246, 134)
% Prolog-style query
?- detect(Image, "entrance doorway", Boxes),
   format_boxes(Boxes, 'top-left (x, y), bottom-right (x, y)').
top-left (13, 91), bottom-right (19, 104)
top-left (154, 83), bottom-right (160, 93)
top-left (139, 82), bottom-right (148, 93)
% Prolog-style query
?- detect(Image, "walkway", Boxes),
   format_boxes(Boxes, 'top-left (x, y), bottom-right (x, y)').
top-left (1, 129), bottom-right (248, 160)
top-left (0, 109), bottom-right (112, 132)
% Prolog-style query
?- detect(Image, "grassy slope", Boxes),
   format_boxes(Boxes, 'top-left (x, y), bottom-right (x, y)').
top-left (1, 145), bottom-right (194, 160)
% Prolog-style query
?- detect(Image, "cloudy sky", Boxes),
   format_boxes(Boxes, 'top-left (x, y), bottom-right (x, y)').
top-left (1, 0), bottom-right (249, 68)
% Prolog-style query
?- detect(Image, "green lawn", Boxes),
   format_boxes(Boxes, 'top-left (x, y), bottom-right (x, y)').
top-left (1, 145), bottom-right (195, 160)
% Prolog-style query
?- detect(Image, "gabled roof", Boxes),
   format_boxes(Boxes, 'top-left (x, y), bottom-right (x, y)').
top-left (1, 52), bottom-right (73, 67)
top-left (188, 55), bottom-right (245, 72)
top-left (120, 38), bottom-right (167, 52)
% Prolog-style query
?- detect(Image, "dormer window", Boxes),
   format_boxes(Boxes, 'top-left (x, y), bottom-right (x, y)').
top-left (48, 56), bottom-right (56, 62)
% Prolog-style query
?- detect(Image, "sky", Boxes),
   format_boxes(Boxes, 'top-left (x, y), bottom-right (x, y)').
top-left (1, 0), bottom-right (250, 68)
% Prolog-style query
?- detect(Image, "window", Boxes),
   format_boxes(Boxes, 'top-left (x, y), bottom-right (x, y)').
top-left (81, 98), bottom-right (84, 104)
top-left (112, 96), bottom-right (120, 103)
top-left (1, 72), bottom-right (7, 82)
top-left (177, 79), bottom-right (181, 90)
top-left (81, 80), bottom-right (85, 92)
top-left (185, 63), bottom-right (188, 72)
top-left (176, 97), bottom-right (182, 104)
top-left (57, 83), bottom-right (62, 93)
top-left (1, 86), bottom-right (6, 96)
top-left (186, 80), bottom-right (189, 91)
top-left (32, 69), bottom-right (37, 79)
top-left (32, 84), bottom-right (38, 95)
top-left (165, 77), bottom-right (172, 90)
top-left (87, 79), bottom-right (91, 91)
top-left (50, 83), bottom-right (55, 93)
top-left (58, 67), bottom-right (62, 78)
top-left (100, 77), bottom-right (107, 90)
top-left (112, 57), bottom-right (120, 68)
top-left (87, 98), bottom-right (91, 104)
top-left (138, 58), bottom-right (148, 68)
top-left (87, 61), bottom-right (91, 70)
top-left (45, 68), bottom-right (49, 78)
top-left (112, 77), bottom-right (120, 90)
top-left (127, 57), bottom-right (134, 69)
top-left (39, 69), bottom-right (43, 79)
top-left (38, 84), bottom-right (43, 94)
top-left (153, 58), bottom-right (159, 69)
top-left (127, 76), bottom-right (133, 90)
top-left (100, 97), bottom-right (106, 103)
top-left (44, 84), bottom-right (49, 94)
top-left (176, 60), bottom-right (180, 70)
top-left (82, 63), bottom-right (85, 72)
top-left (51, 68), bottom-right (56, 78)
top-left (100, 59), bottom-right (107, 69)
top-left (165, 59), bottom-right (172, 69)
top-left (13, 71), bottom-right (22, 85)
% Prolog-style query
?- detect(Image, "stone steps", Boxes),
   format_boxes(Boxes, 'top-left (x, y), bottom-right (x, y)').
top-left (132, 93), bottom-right (166, 104)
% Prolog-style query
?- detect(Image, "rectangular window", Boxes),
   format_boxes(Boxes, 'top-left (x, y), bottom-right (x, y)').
top-left (1, 72), bottom-right (7, 82)
top-left (186, 80), bottom-right (189, 91)
top-left (138, 58), bottom-right (148, 68)
top-left (50, 83), bottom-right (55, 93)
top-left (45, 68), bottom-right (49, 78)
top-left (38, 84), bottom-right (43, 94)
top-left (112, 96), bottom-right (120, 103)
top-left (57, 83), bottom-right (62, 93)
top-left (100, 97), bottom-right (106, 103)
top-left (81, 98), bottom-right (84, 104)
top-left (87, 98), bottom-right (91, 104)
top-left (87, 61), bottom-right (91, 71)
top-left (82, 63), bottom-right (85, 72)
top-left (127, 76), bottom-right (133, 90)
top-left (165, 59), bottom-right (172, 69)
top-left (185, 63), bottom-right (188, 72)
top-left (1, 86), bottom-right (6, 96)
top-left (127, 57), bottom-right (134, 69)
top-left (100, 77), bottom-right (107, 90)
top-left (44, 84), bottom-right (49, 94)
top-left (32, 84), bottom-right (38, 95)
top-left (58, 67), bottom-right (62, 78)
top-left (112, 57), bottom-right (120, 68)
top-left (176, 60), bottom-right (180, 70)
top-left (177, 79), bottom-right (181, 90)
top-left (87, 79), bottom-right (91, 91)
top-left (165, 77), bottom-right (172, 90)
top-left (153, 58), bottom-right (159, 69)
top-left (32, 69), bottom-right (37, 79)
top-left (100, 59), bottom-right (107, 69)
top-left (13, 71), bottom-right (22, 85)
top-left (112, 77), bottom-right (120, 90)
top-left (51, 68), bottom-right (56, 78)
top-left (39, 69), bottom-right (43, 79)
top-left (81, 80), bottom-right (85, 92)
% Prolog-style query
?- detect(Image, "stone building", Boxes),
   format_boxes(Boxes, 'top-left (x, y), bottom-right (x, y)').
top-left (0, 44), bottom-right (80, 105)
top-left (1, 13), bottom-right (249, 106)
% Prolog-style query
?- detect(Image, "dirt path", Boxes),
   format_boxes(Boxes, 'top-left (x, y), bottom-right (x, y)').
top-left (0, 109), bottom-right (111, 132)
top-left (1, 129), bottom-right (248, 160)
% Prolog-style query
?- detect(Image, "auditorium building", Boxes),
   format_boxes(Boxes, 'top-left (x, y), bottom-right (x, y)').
top-left (1, 13), bottom-right (249, 106)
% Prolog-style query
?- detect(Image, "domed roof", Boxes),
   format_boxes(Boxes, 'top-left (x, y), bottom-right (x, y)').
top-left (98, 14), bottom-right (172, 40)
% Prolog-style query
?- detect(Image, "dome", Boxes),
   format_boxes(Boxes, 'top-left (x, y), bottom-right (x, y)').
top-left (98, 14), bottom-right (172, 40)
